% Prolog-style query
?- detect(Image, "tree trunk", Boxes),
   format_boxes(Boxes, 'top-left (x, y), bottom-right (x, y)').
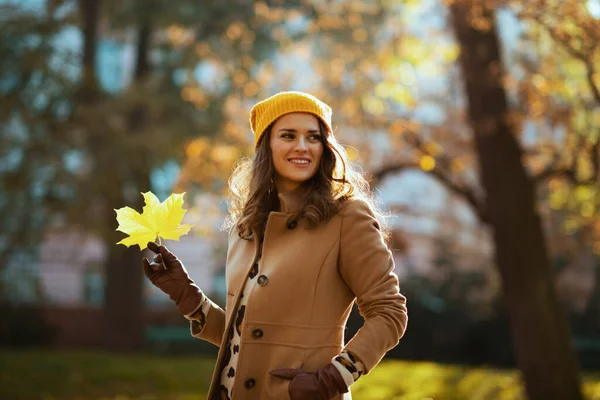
top-left (103, 232), bottom-right (145, 350)
top-left (582, 258), bottom-right (600, 335)
top-left (78, 0), bottom-right (100, 98)
top-left (78, 0), bottom-right (152, 351)
top-left (103, 19), bottom-right (153, 351)
top-left (449, 3), bottom-right (583, 399)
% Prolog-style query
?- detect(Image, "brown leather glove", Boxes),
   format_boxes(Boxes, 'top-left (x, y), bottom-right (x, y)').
top-left (269, 363), bottom-right (349, 400)
top-left (142, 241), bottom-right (203, 316)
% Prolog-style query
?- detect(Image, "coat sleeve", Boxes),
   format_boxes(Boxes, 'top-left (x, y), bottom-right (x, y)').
top-left (338, 198), bottom-right (408, 374)
top-left (185, 296), bottom-right (225, 347)
top-left (186, 225), bottom-right (241, 347)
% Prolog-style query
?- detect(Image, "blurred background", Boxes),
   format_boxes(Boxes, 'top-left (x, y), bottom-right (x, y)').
top-left (0, 0), bottom-right (599, 399)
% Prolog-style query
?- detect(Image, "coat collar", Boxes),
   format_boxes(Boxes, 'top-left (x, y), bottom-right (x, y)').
top-left (276, 183), bottom-right (309, 214)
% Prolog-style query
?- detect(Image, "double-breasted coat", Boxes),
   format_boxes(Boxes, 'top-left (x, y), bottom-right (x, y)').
top-left (192, 186), bottom-right (408, 400)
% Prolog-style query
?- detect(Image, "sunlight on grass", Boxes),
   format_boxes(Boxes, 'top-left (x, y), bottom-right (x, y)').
top-left (353, 360), bottom-right (600, 400)
top-left (1, 350), bottom-right (599, 399)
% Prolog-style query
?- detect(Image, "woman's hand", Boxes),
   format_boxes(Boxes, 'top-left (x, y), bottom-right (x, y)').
top-left (142, 241), bottom-right (203, 316)
top-left (269, 363), bottom-right (348, 400)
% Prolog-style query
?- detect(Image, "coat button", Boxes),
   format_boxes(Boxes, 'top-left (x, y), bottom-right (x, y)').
top-left (252, 328), bottom-right (264, 338)
top-left (287, 220), bottom-right (297, 230)
top-left (257, 275), bottom-right (268, 286)
top-left (244, 378), bottom-right (256, 388)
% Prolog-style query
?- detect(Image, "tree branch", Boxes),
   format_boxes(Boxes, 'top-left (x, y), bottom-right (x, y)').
top-left (534, 166), bottom-right (577, 184)
top-left (516, 11), bottom-right (600, 184)
top-left (524, 12), bottom-right (600, 107)
top-left (586, 63), bottom-right (600, 106)
top-left (371, 162), bottom-right (488, 224)
top-left (533, 162), bottom-right (598, 185)
top-left (531, 104), bottom-right (599, 185)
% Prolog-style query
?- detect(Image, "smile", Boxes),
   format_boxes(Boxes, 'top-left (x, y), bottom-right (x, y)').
top-left (288, 158), bottom-right (310, 165)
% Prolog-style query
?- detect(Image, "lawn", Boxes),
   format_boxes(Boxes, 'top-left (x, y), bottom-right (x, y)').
top-left (1, 349), bottom-right (599, 400)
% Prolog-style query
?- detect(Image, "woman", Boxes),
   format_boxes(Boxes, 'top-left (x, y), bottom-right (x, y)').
top-left (143, 91), bottom-right (408, 400)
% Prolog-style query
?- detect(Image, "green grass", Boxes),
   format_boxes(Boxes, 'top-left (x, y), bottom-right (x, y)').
top-left (0, 349), bottom-right (599, 399)
top-left (0, 349), bottom-right (214, 400)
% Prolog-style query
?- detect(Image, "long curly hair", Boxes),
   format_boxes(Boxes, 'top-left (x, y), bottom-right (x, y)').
top-left (224, 118), bottom-right (388, 240)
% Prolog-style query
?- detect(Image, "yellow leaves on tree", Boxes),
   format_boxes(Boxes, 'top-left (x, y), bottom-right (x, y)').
top-left (178, 137), bottom-right (243, 193)
top-left (420, 155), bottom-right (436, 171)
top-left (115, 192), bottom-right (194, 250)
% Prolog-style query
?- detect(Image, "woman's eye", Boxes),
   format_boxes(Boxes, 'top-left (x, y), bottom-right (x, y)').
top-left (280, 133), bottom-right (320, 141)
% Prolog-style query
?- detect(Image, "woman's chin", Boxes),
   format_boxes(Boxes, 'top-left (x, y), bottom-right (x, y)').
top-left (290, 174), bottom-right (315, 184)
top-left (277, 175), bottom-right (313, 189)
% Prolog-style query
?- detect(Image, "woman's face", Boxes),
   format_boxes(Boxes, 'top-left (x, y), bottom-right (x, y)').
top-left (269, 112), bottom-right (324, 193)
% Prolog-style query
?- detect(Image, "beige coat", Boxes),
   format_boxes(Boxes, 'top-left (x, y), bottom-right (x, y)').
top-left (194, 188), bottom-right (408, 400)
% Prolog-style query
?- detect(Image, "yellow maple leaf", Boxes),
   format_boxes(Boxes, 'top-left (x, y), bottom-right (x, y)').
top-left (115, 191), bottom-right (194, 250)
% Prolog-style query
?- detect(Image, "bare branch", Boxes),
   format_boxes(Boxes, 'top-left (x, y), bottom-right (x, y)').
top-left (371, 162), bottom-right (488, 224)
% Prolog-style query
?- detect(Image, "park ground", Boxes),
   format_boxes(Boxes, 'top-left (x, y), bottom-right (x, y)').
top-left (1, 349), bottom-right (599, 399)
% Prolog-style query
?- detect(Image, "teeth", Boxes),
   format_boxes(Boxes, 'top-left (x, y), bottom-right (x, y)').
top-left (290, 159), bottom-right (309, 164)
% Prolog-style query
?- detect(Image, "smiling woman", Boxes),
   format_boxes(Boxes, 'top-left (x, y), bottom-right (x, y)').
top-left (142, 91), bottom-right (408, 400)
top-left (269, 113), bottom-right (324, 193)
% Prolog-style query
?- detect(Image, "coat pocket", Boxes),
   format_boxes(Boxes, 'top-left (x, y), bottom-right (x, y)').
top-left (259, 345), bottom-right (305, 400)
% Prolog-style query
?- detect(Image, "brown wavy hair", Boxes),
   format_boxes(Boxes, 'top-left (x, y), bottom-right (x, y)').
top-left (224, 118), bottom-right (388, 240)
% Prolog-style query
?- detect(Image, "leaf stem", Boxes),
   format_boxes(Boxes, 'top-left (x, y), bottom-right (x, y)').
top-left (157, 236), bottom-right (166, 270)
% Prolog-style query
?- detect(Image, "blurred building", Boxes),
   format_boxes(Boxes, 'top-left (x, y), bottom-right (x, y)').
top-left (36, 206), bottom-right (223, 309)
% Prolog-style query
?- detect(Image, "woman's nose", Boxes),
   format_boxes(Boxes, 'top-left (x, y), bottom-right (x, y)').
top-left (294, 137), bottom-right (308, 151)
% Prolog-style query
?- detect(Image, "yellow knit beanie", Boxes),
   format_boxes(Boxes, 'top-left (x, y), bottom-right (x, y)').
top-left (250, 91), bottom-right (333, 150)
